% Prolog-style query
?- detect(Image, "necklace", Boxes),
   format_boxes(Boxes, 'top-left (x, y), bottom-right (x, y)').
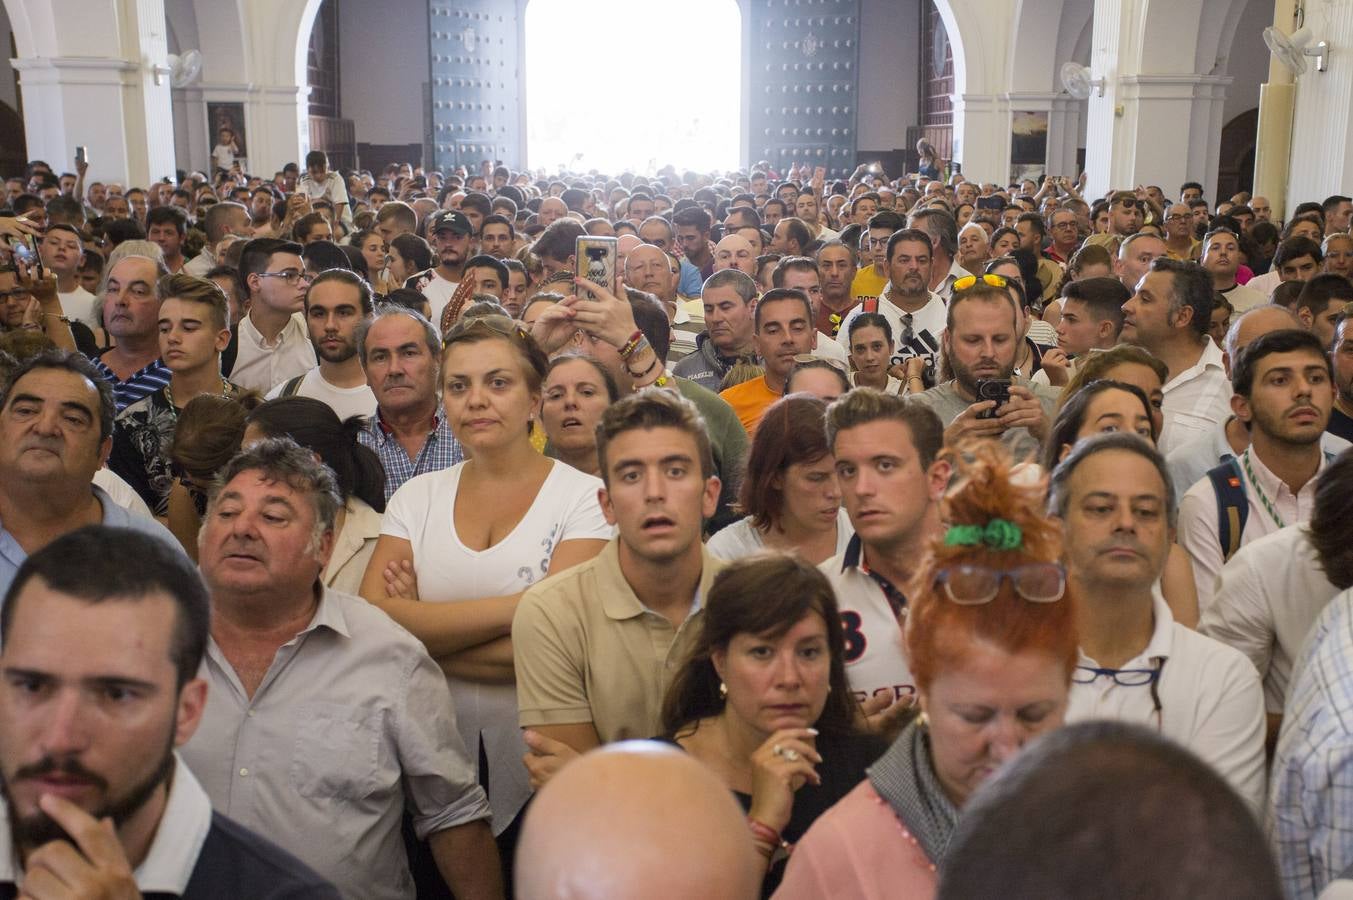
top-left (164, 377), bottom-right (231, 411)
top-left (1241, 449), bottom-right (1285, 529)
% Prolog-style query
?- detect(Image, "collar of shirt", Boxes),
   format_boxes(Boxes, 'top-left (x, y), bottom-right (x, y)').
top-left (840, 534), bottom-right (908, 616)
top-left (0, 756), bottom-right (213, 895)
top-left (240, 311), bottom-right (307, 351)
top-left (1163, 336), bottom-right (1225, 392)
top-left (91, 354), bottom-right (170, 387)
top-left (1079, 588), bottom-right (1175, 670)
top-left (1245, 443), bottom-right (1328, 515)
top-left (372, 405), bottom-right (444, 442)
top-left (596, 538), bottom-right (719, 622)
top-left (878, 285), bottom-right (940, 317)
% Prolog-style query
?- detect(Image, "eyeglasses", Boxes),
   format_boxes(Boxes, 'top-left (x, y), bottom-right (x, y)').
top-left (443, 312), bottom-right (529, 347)
top-left (952, 273), bottom-right (1008, 293)
top-left (933, 562), bottom-right (1066, 605)
top-left (1164, 214), bottom-right (1190, 223)
top-left (258, 269), bottom-right (312, 285)
top-left (0, 287), bottom-right (34, 301)
top-left (1052, 220), bottom-right (1078, 229)
top-left (1073, 657), bottom-right (1167, 730)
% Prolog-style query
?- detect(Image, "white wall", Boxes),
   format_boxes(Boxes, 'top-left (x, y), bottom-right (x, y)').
top-left (1223, 0), bottom-right (1268, 124)
top-left (858, 0), bottom-right (919, 152)
top-left (1287, 0), bottom-right (1353, 202)
top-left (337, 0), bottom-right (427, 145)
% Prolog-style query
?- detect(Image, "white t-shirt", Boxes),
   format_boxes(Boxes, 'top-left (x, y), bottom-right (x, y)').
top-left (59, 287), bottom-right (98, 330)
top-left (407, 269), bottom-right (459, 329)
top-left (380, 460), bottom-right (611, 831)
top-left (839, 289), bottom-right (946, 383)
top-left (707, 508), bottom-right (853, 561)
top-left (848, 373), bottom-right (903, 395)
top-left (813, 332), bottom-right (848, 363)
top-left (264, 367), bottom-right (377, 423)
top-left (230, 312), bottom-right (317, 395)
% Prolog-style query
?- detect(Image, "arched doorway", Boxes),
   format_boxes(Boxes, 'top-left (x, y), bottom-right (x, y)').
top-left (1217, 108), bottom-right (1258, 200)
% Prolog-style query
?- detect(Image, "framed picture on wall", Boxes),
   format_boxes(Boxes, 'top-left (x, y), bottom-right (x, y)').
top-left (207, 102), bottom-right (247, 175)
top-left (1010, 111), bottom-right (1049, 183)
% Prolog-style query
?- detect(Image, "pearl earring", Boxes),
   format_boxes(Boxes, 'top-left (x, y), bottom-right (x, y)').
top-left (719, 682), bottom-right (728, 699)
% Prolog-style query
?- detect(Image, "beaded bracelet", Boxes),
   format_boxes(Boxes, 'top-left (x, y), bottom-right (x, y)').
top-left (619, 330), bottom-right (644, 360)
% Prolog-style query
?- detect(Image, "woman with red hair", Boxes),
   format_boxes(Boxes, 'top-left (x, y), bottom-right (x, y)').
top-left (774, 444), bottom-right (1080, 899)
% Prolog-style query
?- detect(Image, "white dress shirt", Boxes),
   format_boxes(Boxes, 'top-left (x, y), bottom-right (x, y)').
top-left (1200, 524), bottom-right (1340, 713)
top-left (1067, 590), bottom-right (1267, 812)
top-left (1179, 447), bottom-right (1327, 612)
top-left (1159, 336), bottom-right (1231, 454)
top-left (229, 311), bottom-right (317, 394)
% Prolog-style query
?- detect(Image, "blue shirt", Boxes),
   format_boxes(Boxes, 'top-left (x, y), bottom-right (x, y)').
top-left (89, 354), bottom-right (172, 412)
top-left (357, 405), bottom-right (465, 503)
top-left (0, 485), bottom-right (184, 603)
top-left (1271, 589), bottom-right (1353, 899)
top-left (678, 258), bottom-right (707, 297)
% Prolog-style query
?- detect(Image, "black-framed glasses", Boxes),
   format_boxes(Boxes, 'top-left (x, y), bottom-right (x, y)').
top-left (258, 269), bottom-right (312, 285)
top-left (1074, 657), bottom-right (1167, 730)
top-left (933, 562), bottom-right (1066, 605)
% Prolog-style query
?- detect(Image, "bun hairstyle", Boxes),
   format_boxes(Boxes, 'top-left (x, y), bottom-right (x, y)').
top-left (904, 442), bottom-right (1079, 693)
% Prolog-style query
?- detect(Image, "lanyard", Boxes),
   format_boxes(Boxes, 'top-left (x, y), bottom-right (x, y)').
top-left (1241, 450), bottom-right (1285, 530)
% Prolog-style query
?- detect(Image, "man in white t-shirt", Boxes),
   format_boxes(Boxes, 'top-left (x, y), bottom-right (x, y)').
top-left (405, 209), bottom-right (472, 328)
top-left (266, 269), bottom-right (377, 421)
top-left (39, 224), bottom-right (97, 329)
top-left (296, 150), bottom-right (352, 228)
top-left (1050, 432), bottom-right (1266, 812)
top-left (227, 238), bottom-right (316, 394)
top-left (821, 388), bottom-right (948, 724)
top-left (839, 229), bottom-right (946, 387)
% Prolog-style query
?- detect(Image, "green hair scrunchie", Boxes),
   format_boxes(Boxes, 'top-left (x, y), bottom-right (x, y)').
top-left (944, 518), bottom-right (1023, 551)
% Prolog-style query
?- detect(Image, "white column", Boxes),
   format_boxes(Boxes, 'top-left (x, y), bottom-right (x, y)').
top-left (1287, 0), bottom-right (1353, 204)
top-left (1118, 74), bottom-right (1231, 197)
top-left (1084, 0), bottom-right (1126, 198)
top-left (951, 93), bottom-right (1010, 184)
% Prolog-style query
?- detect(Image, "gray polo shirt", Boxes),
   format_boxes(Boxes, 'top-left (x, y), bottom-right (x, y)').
top-left (182, 587), bottom-right (490, 900)
top-left (908, 379), bottom-right (1060, 462)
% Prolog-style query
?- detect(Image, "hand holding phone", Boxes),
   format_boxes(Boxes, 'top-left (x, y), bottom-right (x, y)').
top-left (974, 378), bottom-right (1011, 419)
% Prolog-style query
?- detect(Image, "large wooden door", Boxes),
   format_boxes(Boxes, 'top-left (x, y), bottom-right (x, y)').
top-left (429, 1), bottom-right (521, 172)
top-left (747, 0), bottom-right (861, 178)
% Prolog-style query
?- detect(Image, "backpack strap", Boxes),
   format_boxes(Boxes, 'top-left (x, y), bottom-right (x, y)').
top-left (860, 296), bottom-right (879, 314)
top-left (279, 374), bottom-right (306, 398)
top-left (1206, 456), bottom-right (1248, 563)
top-left (220, 323), bottom-right (239, 377)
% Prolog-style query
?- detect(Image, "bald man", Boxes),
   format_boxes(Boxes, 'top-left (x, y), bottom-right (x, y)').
top-left (539, 196), bottom-right (567, 227)
top-left (516, 742), bottom-right (761, 900)
top-left (1164, 304), bottom-right (1327, 495)
top-left (712, 234), bottom-right (756, 277)
top-left (616, 233), bottom-right (643, 286)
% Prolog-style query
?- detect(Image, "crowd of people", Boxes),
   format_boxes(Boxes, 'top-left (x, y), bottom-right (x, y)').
top-left (2, 146), bottom-right (1353, 898)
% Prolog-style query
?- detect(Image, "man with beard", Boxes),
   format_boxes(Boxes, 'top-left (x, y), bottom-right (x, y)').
top-left (1179, 329), bottom-right (1335, 612)
top-left (840, 229), bottom-right (946, 388)
top-left (908, 275), bottom-right (1056, 461)
top-left (405, 209), bottom-right (473, 327)
top-left (0, 526), bottom-right (339, 897)
top-left (267, 270), bottom-right (377, 421)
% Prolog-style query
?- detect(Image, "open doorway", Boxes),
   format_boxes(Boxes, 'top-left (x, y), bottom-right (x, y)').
top-left (524, 0), bottom-right (741, 174)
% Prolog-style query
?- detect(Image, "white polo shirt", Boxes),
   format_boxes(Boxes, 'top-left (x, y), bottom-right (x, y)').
top-left (1199, 524), bottom-right (1341, 714)
top-left (819, 536), bottom-right (915, 708)
top-left (229, 311), bottom-right (317, 394)
top-left (1067, 590), bottom-right (1267, 812)
top-left (1158, 336), bottom-right (1231, 454)
top-left (1179, 447), bottom-right (1327, 613)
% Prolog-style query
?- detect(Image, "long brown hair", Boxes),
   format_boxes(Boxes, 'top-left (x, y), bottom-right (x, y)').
top-left (738, 394), bottom-right (831, 530)
top-left (661, 554), bottom-right (859, 740)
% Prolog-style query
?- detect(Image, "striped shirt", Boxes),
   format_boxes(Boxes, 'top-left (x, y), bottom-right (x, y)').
top-left (89, 354), bottom-right (171, 412)
top-left (357, 405), bottom-right (464, 502)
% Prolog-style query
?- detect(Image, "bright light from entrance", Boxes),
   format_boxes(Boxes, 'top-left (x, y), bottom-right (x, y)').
top-left (525, 0), bottom-right (741, 174)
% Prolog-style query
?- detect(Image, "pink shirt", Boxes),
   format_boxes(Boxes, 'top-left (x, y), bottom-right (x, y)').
top-left (773, 780), bottom-right (937, 900)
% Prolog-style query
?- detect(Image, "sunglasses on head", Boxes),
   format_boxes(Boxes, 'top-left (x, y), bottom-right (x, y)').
top-left (952, 273), bottom-right (1008, 292)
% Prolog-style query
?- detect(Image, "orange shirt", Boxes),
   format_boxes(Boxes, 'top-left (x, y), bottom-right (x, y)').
top-left (719, 375), bottom-right (780, 436)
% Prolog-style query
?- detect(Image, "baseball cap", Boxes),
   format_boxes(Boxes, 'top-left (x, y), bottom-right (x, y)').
top-left (428, 209), bottom-right (472, 235)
